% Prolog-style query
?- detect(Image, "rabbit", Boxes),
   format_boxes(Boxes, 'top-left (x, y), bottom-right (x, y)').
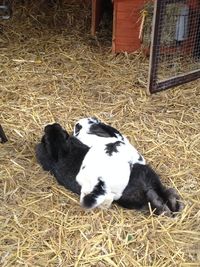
top-left (36, 122), bottom-right (183, 216)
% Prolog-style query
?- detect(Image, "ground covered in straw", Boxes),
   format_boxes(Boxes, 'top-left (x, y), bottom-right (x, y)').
top-left (0, 1), bottom-right (200, 266)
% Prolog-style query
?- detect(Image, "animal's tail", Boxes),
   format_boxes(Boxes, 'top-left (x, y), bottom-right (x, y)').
top-left (81, 178), bottom-right (106, 209)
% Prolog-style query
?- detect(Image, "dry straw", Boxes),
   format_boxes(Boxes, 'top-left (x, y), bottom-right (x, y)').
top-left (0, 1), bottom-right (200, 266)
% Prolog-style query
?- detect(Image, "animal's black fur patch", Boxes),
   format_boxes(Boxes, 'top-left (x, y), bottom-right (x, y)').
top-left (43, 123), bottom-right (69, 161)
top-left (36, 123), bottom-right (89, 195)
top-left (74, 123), bottom-right (82, 135)
top-left (82, 178), bottom-right (106, 209)
top-left (89, 123), bottom-right (124, 139)
top-left (105, 141), bottom-right (123, 156)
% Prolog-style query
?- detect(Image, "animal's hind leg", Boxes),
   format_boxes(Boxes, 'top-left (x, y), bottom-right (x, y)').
top-left (146, 187), bottom-right (183, 216)
top-left (146, 189), bottom-right (172, 216)
top-left (144, 165), bottom-right (183, 215)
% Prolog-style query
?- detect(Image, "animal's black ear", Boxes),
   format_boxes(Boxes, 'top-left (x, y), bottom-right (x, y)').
top-left (44, 123), bottom-right (69, 140)
top-left (89, 123), bottom-right (123, 138)
top-left (43, 123), bottom-right (69, 161)
top-left (44, 123), bottom-right (61, 134)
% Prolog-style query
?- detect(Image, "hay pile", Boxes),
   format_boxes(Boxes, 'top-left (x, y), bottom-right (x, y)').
top-left (0, 1), bottom-right (200, 266)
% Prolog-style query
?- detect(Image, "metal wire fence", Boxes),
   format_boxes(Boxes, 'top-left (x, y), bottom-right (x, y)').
top-left (147, 0), bottom-right (200, 93)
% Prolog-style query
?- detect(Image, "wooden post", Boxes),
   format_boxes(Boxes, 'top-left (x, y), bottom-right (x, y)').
top-left (91, 0), bottom-right (103, 35)
top-left (0, 124), bottom-right (8, 143)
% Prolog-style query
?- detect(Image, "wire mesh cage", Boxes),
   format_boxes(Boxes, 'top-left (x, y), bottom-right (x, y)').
top-left (147, 0), bottom-right (200, 93)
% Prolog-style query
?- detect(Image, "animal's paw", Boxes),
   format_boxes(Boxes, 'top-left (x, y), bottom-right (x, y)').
top-left (164, 188), bottom-right (184, 214)
top-left (147, 187), bottom-right (183, 217)
top-left (99, 195), bottom-right (113, 210)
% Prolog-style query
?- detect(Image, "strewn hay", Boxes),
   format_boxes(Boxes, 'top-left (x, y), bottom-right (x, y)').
top-left (0, 1), bottom-right (200, 266)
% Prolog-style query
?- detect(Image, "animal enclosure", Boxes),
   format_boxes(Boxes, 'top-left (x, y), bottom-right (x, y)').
top-left (91, 0), bottom-right (200, 93)
top-left (148, 0), bottom-right (200, 93)
top-left (0, 1), bottom-right (200, 266)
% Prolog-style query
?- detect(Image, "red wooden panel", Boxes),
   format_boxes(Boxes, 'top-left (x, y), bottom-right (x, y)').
top-left (113, 0), bottom-right (147, 53)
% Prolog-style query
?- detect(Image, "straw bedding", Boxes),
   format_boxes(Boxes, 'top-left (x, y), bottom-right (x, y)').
top-left (0, 1), bottom-right (200, 266)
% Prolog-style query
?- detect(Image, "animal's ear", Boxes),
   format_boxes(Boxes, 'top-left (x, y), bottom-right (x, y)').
top-left (89, 123), bottom-right (122, 138)
top-left (44, 123), bottom-right (69, 140)
top-left (42, 123), bottom-right (69, 161)
top-left (44, 123), bottom-right (61, 134)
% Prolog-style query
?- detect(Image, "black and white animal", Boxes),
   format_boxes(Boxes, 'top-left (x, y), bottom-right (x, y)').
top-left (36, 120), bottom-right (183, 216)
